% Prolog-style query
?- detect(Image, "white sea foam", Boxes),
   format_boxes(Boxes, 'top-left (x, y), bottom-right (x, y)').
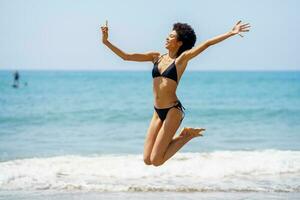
top-left (0, 150), bottom-right (299, 192)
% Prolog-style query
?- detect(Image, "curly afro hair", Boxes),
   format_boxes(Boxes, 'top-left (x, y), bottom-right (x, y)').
top-left (173, 22), bottom-right (197, 57)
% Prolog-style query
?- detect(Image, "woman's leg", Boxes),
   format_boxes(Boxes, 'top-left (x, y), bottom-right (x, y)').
top-left (143, 111), bottom-right (163, 165)
top-left (150, 108), bottom-right (205, 166)
top-left (162, 127), bottom-right (205, 163)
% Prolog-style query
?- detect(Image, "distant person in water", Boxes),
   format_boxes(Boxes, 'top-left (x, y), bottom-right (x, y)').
top-left (101, 20), bottom-right (250, 166)
top-left (12, 70), bottom-right (20, 88)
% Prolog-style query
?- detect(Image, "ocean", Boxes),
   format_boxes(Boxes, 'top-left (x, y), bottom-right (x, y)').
top-left (0, 70), bottom-right (299, 199)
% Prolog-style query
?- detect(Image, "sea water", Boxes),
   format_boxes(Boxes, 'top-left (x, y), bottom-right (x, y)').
top-left (0, 70), bottom-right (299, 199)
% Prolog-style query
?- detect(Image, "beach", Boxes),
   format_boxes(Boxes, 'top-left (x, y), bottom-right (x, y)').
top-left (0, 70), bottom-right (300, 199)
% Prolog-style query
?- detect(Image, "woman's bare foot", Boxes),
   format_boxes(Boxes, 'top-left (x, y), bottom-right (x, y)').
top-left (179, 127), bottom-right (205, 139)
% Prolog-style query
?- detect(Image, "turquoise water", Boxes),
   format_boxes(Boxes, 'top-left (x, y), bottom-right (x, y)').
top-left (0, 70), bottom-right (300, 197)
top-left (1, 71), bottom-right (299, 159)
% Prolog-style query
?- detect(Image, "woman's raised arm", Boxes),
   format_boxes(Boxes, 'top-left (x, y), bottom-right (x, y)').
top-left (178, 20), bottom-right (251, 63)
top-left (101, 20), bottom-right (159, 63)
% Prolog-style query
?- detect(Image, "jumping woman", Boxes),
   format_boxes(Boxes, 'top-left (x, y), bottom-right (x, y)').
top-left (100, 20), bottom-right (250, 166)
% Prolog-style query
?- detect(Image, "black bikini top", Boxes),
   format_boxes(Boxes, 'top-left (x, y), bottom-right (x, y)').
top-left (152, 54), bottom-right (178, 83)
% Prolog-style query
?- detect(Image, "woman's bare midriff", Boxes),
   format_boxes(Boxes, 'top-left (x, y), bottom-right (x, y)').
top-left (153, 77), bottom-right (179, 108)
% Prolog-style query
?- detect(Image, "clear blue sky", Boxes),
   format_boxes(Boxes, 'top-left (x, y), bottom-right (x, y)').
top-left (0, 0), bottom-right (299, 71)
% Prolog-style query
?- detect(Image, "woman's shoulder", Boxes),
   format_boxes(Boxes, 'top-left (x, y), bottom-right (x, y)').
top-left (153, 52), bottom-right (167, 64)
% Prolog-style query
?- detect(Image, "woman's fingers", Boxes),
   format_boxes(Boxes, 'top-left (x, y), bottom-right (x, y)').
top-left (100, 20), bottom-right (109, 33)
top-left (233, 20), bottom-right (250, 37)
top-left (100, 26), bottom-right (108, 32)
top-left (241, 26), bottom-right (250, 30)
top-left (241, 23), bottom-right (250, 27)
top-left (242, 25), bottom-right (251, 29)
top-left (241, 26), bottom-right (251, 32)
top-left (240, 23), bottom-right (250, 29)
top-left (238, 22), bottom-right (251, 33)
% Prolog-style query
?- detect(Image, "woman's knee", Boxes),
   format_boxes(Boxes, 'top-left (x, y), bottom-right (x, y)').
top-left (150, 153), bottom-right (164, 166)
top-left (143, 155), bottom-right (152, 165)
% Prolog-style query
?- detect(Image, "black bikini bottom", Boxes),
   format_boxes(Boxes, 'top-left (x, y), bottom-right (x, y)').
top-left (154, 100), bottom-right (185, 122)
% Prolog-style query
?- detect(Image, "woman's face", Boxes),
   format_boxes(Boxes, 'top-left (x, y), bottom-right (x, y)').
top-left (165, 30), bottom-right (182, 50)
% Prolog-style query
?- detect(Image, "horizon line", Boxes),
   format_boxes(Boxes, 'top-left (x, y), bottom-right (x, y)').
top-left (1, 69), bottom-right (299, 72)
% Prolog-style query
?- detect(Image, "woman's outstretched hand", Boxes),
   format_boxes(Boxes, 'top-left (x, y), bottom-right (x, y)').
top-left (101, 20), bottom-right (109, 43)
top-left (231, 20), bottom-right (251, 37)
